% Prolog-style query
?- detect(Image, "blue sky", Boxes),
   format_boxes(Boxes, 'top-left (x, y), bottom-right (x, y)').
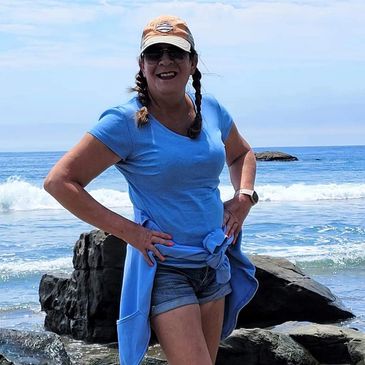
top-left (0, 0), bottom-right (364, 151)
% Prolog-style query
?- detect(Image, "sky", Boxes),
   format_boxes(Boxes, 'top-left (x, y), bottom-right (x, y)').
top-left (0, 0), bottom-right (364, 151)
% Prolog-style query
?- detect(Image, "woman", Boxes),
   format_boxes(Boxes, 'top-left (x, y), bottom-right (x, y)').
top-left (44, 15), bottom-right (258, 365)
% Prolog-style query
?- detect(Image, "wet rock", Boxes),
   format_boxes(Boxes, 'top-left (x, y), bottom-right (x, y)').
top-left (287, 323), bottom-right (365, 364)
top-left (255, 151), bottom-right (298, 161)
top-left (216, 328), bottom-right (319, 365)
top-left (39, 230), bottom-right (354, 345)
top-left (39, 230), bottom-right (126, 343)
top-left (0, 354), bottom-right (14, 365)
top-left (0, 329), bottom-right (71, 365)
top-left (348, 338), bottom-right (365, 365)
top-left (238, 255), bottom-right (354, 328)
top-left (142, 356), bottom-right (168, 364)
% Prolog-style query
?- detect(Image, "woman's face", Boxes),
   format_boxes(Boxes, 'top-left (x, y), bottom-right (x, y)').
top-left (139, 43), bottom-right (197, 99)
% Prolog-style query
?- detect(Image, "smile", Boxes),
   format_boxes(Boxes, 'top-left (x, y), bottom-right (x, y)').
top-left (157, 71), bottom-right (177, 80)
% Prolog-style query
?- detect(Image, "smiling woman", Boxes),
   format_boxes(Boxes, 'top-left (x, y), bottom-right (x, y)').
top-left (43, 14), bottom-right (259, 365)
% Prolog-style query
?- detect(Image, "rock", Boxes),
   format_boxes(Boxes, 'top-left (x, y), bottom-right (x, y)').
top-left (0, 329), bottom-right (71, 365)
top-left (286, 323), bottom-right (365, 364)
top-left (142, 356), bottom-right (168, 364)
top-left (0, 354), bottom-right (14, 365)
top-left (39, 230), bottom-right (126, 343)
top-left (39, 231), bottom-right (354, 345)
top-left (237, 255), bottom-right (354, 328)
top-left (348, 337), bottom-right (365, 365)
top-left (255, 151), bottom-right (298, 161)
top-left (216, 328), bottom-right (319, 365)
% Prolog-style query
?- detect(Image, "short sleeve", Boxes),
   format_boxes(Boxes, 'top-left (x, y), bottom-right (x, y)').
top-left (88, 108), bottom-right (134, 160)
top-left (218, 102), bottom-right (234, 143)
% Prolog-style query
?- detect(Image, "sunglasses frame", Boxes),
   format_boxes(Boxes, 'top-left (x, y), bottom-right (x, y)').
top-left (142, 46), bottom-right (189, 64)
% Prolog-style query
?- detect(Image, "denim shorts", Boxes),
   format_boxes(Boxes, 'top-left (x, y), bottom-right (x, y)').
top-left (150, 264), bottom-right (232, 318)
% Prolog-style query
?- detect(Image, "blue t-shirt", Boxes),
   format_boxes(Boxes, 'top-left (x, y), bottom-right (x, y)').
top-left (89, 93), bottom-right (233, 246)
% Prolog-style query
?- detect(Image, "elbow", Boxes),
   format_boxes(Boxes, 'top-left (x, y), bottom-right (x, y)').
top-left (43, 172), bottom-right (64, 197)
top-left (43, 174), bottom-right (55, 195)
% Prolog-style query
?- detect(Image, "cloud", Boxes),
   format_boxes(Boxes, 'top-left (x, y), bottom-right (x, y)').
top-left (1, 0), bottom-right (364, 69)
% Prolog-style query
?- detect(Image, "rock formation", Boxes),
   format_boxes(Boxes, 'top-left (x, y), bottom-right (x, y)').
top-left (255, 151), bottom-right (298, 161)
top-left (39, 230), bottom-right (353, 344)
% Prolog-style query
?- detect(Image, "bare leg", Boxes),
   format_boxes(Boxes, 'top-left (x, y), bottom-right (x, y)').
top-left (151, 304), bottom-right (213, 365)
top-left (200, 297), bottom-right (225, 363)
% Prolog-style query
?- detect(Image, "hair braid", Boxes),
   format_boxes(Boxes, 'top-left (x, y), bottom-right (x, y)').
top-left (187, 67), bottom-right (202, 139)
top-left (131, 70), bottom-right (150, 127)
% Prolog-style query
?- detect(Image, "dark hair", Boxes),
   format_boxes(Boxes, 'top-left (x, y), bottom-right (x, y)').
top-left (131, 49), bottom-right (202, 139)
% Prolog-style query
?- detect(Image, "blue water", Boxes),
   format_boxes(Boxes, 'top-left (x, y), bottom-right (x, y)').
top-left (0, 146), bottom-right (364, 331)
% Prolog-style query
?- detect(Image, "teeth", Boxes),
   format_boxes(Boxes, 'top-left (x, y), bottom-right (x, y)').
top-left (160, 72), bottom-right (175, 77)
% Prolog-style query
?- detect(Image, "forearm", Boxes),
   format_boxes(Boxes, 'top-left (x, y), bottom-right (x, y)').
top-left (228, 148), bottom-right (256, 191)
top-left (44, 178), bottom-right (135, 241)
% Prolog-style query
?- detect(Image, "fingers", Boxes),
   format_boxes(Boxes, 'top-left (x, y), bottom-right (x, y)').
top-left (142, 250), bottom-right (154, 267)
top-left (223, 208), bottom-right (243, 245)
top-left (227, 221), bottom-right (238, 240)
top-left (148, 244), bottom-right (165, 262)
top-left (152, 230), bottom-right (173, 240)
top-left (140, 229), bottom-right (174, 266)
top-left (151, 233), bottom-right (174, 246)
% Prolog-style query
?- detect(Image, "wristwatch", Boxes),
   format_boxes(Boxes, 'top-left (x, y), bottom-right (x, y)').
top-left (234, 188), bottom-right (259, 205)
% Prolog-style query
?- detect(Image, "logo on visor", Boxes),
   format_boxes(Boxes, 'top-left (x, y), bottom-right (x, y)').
top-left (155, 22), bottom-right (173, 33)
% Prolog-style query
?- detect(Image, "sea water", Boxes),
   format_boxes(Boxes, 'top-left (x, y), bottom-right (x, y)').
top-left (0, 146), bottom-right (364, 331)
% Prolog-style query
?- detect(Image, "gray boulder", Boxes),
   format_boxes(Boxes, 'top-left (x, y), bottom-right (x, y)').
top-left (39, 231), bottom-right (354, 345)
top-left (39, 230), bottom-right (126, 343)
top-left (216, 328), bottom-right (319, 365)
top-left (0, 329), bottom-right (71, 365)
top-left (286, 323), bottom-right (365, 364)
top-left (255, 151), bottom-right (298, 161)
top-left (238, 255), bottom-right (354, 328)
top-left (348, 338), bottom-right (365, 365)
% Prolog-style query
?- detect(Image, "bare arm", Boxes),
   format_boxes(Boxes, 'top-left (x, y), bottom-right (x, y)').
top-left (223, 123), bottom-right (257, 243)
top-left (44, 133), bottom-right (173, 265)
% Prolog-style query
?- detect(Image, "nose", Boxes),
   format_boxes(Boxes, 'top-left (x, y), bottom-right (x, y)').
top-left (158, 50), bottom-right (174, 65)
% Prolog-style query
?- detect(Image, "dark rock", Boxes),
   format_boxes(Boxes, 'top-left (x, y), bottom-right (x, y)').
top-left (142, 356), bottom-right (168, 364)
top-left (237, 255), bottom-right (354, 328)
top-left (348, 338), bottom-right (365, 365)
top-left (255, 151), bottom-right (298, 161)
top-left (39, 230), bottom-right (354, 345)
top-left (286, 323), bottom-right (365, 364)
top-left (39, 230), bottom-right (126, 343)
top-left (216, 328), bottom-right (319, 365)
top-left (0, 354), bottom-right (14, 365)
top-left (0, 329), bottom-right (71, 365)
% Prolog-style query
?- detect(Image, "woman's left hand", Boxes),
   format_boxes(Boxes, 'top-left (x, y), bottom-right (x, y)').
top-left (223, 195), bottom-right (252, 244)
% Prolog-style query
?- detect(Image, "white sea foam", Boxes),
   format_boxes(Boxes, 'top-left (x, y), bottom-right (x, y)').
top-left (0, 177), bottom-right (132, 212)
top-left (0, 256), bottom-right (73, 281)
top-left (220, 183), bottom-right (365, 202)
top-left (245, 241), bottom-right (365, 270)
top-left (1, 177), bottom-right (365, 212)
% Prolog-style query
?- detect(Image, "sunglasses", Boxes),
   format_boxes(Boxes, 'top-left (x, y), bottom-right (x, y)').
top-left (142, 45), bottom-right (189, 64)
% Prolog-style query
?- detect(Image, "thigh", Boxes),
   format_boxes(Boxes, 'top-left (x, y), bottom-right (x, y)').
top-left (200, 297), bottom-right (225, 364)
top-left (151, 303), bottom-right (213, 365)
top-left (150, 265), bottom-right (198, 318)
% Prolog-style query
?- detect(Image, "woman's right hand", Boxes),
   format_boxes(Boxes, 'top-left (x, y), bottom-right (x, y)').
top-left (123, 222), bottom-right (174, 267)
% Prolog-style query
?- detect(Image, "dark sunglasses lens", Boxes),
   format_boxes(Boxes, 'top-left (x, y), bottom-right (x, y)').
top-left (143, 46), bottom-right (187, 62)
top-left (144, 51), bottom-right (162, 62)
top-left (168, 49), bottom-right (186, 60)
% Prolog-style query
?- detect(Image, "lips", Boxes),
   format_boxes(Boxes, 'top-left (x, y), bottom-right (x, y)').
top-left (157, 71), bottom-right (177, 80)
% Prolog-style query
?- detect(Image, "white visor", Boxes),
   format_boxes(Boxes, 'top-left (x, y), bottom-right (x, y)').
top-left (140, 35), bottom-right (191, 54)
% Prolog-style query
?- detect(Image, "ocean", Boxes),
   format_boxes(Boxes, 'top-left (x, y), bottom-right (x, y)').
top-left (0, 145), bottom-right (364, 332)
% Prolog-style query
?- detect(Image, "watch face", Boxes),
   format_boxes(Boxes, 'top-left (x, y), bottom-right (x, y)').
top-left (252, 191), bottom-right (259, 204)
